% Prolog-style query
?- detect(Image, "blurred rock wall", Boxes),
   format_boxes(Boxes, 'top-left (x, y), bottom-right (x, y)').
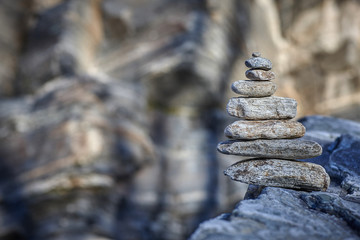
top-left (0, 0), bottom-right (359, 239)
top-left (235, 0), bottom-right (360, 118)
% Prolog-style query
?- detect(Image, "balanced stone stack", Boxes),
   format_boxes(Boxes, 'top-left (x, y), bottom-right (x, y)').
top-left (218, 52), bottom-right (330, 192)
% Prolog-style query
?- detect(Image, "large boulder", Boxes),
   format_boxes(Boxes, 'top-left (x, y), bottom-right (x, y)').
top-left (190, 116), bottom-right (360, 240)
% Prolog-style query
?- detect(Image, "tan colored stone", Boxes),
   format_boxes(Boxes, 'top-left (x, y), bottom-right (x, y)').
top-left (226, 97), bottom-right (297, 120)
top-left (245, 69), bottom-right (276, 80)
top-left (231, 80), bottom-right (277, 97)
top-left (224, 120), bottom-right (305, 139)
top-left (224, 159), bottom-right (330, 191)
top-left (217, 139), bottom-right (322, 159)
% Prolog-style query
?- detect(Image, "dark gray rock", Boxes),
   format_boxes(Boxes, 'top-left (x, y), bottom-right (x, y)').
top-left (305, 134), bottom-right (360, 202)
top-left (190, 187), bottom-right (360, 240)
top-left (191, 116), bottom-right (360, 240)
top-left (300, 115), bottom-right (360, 144)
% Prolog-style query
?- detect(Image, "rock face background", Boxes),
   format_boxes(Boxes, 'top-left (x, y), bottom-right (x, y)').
top-left (0, 0), bottom-right (360, 239)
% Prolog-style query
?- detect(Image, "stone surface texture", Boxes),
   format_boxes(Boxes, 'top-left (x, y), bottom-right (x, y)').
top-left (217, 139), bottom-right (322, 159)
top-left (191, 116), bottom-right (360, 240)
top-left (224, 120), bottom-right (305, 139)
top-left (224, 50), bottom-right (326, 192)
top-left (231, 80), bottom-right (277, 97)
top-left (225, 159), bottom-right (330, 191)
top-left (245, 69), bottom-right (276, 80)
top-left (244, 56), bottom-right (272, 70)
top-left (227, 97), bottom-right (297, 120)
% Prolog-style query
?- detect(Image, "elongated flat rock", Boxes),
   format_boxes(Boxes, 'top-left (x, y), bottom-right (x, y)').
top-left (224, 159), bottom-right (330, 191)
top-left (217, 139), bottom-right (322, 159)
top-left (245, 57), bottom-right (272, 70)
top-left (225, 120), bottom-right (305, 139)
top-left (231, 80), bottom-right (277, 97)
top-left (245, 69), bottom-right (275, 80)
top-left (227, 97), bottom-right (297, 120)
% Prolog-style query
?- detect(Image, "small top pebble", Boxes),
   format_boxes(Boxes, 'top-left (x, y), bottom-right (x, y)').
top-left (252, 52), bottom-right (261, 57)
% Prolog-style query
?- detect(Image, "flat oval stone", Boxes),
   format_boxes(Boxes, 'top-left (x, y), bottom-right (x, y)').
top-left (231, 80), bottom-right (277, 97)
top-left (224, 120), bottom-right (305, 139)
top-left (217, 139), bottom-right (322, 159)
top-left (224, 159), bottom-right (330, 191)
top-left (245, 69), bottom-right (275, 80)
top-left (245, 57), bottom-right (272, 70)
top-left (226, 97), bottom-right (297, 120)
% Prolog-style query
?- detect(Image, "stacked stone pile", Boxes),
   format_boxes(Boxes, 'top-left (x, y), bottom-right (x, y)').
top-left (218, 53), bottom-right (330, 191)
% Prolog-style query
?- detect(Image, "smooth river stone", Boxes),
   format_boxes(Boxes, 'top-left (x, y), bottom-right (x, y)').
top-left (224, 120), bottom-right (305, 139)
top-left (227, 97), bottom-right (297, 120)
top-left (217, 139), bottom-right (322, 159)
top-left (224, 159), bottom-right (330, 191)
top-left (231, 80), bottom-right (277, 97)
top-left (245, 57), bottom-right (272, 70)
top-left (245, 69), bottom-right (275, 80)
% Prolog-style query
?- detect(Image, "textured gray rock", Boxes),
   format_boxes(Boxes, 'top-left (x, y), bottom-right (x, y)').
top-left (191, 116), bottom-right (360, 240)
top-left (223, 53), bottom-right (327, 195)
top-left (224, 159), bottom-right (330, 191)
top-left (245, 69), bottom-right (275, 80)
top-left (224, 120), bottom-right (305, 139)
top-left (300, 115), bottom-right (360, 138)
top-left (190, 187), bottom-right (360, 240)
top-left (231, 80), bottom-right (277, 97)
top-left (226, 97), bottom-right (297, 120)
top-left (302, 133), bottom-right (360, 202)
top-left (245, 57), bottom-right (272, 70)
top-left (217, 139), bottom-right (322, 159)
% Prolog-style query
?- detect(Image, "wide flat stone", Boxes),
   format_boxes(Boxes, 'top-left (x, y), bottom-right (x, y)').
top-left (217, 139), bottom-right (322, 159)
top-left (227, 97), bottom-right (297, 120)
top-left (231, 80), bottom-right (277, 97)
top-left (224, 159), bottom-right (330, 191)
top-left (245, 69), bottom-right (275, 80)
top-left (245, 57), bottom-right (272, 70)
top-left (224, 120), bottom-right (305, 139)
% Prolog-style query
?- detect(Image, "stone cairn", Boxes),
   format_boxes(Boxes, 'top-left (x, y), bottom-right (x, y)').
top-left (217, 52), bottom-right (330, 192)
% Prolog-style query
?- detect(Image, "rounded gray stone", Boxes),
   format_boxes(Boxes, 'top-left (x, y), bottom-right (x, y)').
top-left (224, 120), bottom-right (305, 140)
top-left (245, 57), bottom-right (272, 70)
top-left (226, 96), bottom-right (297, 120)
top-left (224, 159), bottom-right (330, 191)
top-left (231, 80), bottom-right (277, 97)
top-left (245, 69), bottom-right (276, 80)
top-left (252, 52), bottom-right (261, 57)
top-left (217, 139), bottom-right (322, 159)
